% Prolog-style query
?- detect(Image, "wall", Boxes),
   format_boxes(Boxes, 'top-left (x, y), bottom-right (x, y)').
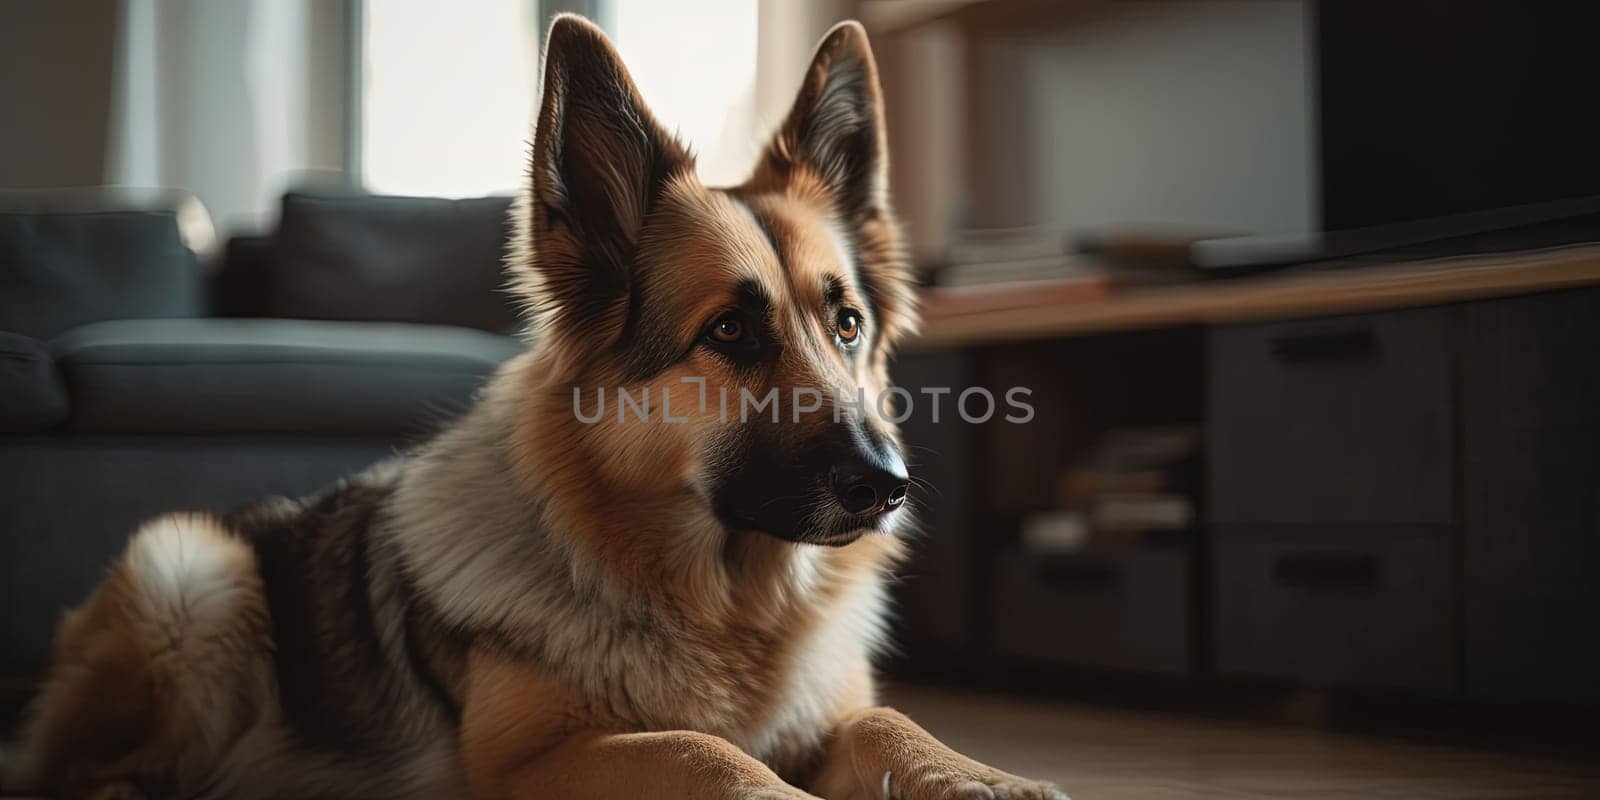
top-left (0, 0), bottom-right (119, 187)
top-left (1016, 0), bottom-right (1315, 237)
top-left (0, 0), bottom-right (352, 232)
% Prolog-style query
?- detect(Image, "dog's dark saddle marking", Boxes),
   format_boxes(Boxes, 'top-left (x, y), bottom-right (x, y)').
top-left (224, 474), bottom-right (463, 758)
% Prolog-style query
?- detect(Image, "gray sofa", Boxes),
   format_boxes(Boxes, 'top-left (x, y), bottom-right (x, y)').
top-left (0, 188), bottom-right (524, 677)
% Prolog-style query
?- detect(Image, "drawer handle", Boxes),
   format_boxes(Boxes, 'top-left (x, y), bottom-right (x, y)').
top-left (1272, 551), bottom-right (1380, 589)
top-left (1269, 327), bottom-right (1378, 363)
top-left (1035, 557), bottom-right (1122, 590)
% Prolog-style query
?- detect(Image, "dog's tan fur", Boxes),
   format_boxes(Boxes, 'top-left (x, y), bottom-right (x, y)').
top-left (5, 15), bottom-right (1064, 800)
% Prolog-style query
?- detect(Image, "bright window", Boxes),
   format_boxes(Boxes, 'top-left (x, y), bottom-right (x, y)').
top-left (360, 1), bottom-right (760, 197)
top-left (610, 0), bottom-right (760, 186)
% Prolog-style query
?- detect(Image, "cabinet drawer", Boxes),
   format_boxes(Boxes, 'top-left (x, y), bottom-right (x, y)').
top-left (1207, 308), bottom-right (1456, 526)
top-left (993, 546), bottom-right (1190, 675)
top-left (1212, 527), bottom-right (1454, 692)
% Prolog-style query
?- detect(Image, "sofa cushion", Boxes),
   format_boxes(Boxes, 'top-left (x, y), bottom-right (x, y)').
top-left (212, 233), bottom-right (276, 318)
top-left (269, 192), bottom-right (519, 333)
top-left (0, 188), bottom-right (207, 339)
top-left (52, 318), bottom-right (524, 435)
top-left (0, 331), bottom-right (69, 432)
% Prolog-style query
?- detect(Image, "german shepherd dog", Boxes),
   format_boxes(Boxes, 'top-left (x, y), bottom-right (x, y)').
top-left (4, 16), bottom-right (1065, 800)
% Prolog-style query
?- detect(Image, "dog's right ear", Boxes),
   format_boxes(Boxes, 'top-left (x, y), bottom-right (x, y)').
top-left (517, 14), bottom-right (692, 336)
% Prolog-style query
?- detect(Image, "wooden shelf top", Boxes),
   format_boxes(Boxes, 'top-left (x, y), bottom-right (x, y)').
top-left (861, 0), bottom-right (1095, 35)
top-left (908, 244), bottom-right (1600, 350)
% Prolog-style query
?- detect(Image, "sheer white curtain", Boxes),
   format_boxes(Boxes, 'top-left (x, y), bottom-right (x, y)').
top-left (358, 0), bottom-right (763, 196)
top-left (105, 0), bottom-right (349, 234)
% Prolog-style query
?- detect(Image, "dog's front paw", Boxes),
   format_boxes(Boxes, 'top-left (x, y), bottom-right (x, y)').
top-left (884, 768), bottom-right (1067, 800)
top-left (982, 774), bottom-right (1069, 800)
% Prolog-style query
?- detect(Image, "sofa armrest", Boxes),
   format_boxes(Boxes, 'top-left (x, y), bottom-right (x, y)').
top-left (51, 318), bottom-right (524, 436)
top-left (0, 330), bottom-right (69, 432)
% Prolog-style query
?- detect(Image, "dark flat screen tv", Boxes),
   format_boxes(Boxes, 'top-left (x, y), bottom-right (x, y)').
top-left (1196, 1), bottom-right (1600, 268)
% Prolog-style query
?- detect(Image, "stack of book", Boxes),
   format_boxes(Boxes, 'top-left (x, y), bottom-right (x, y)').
top-left (920, 225), bottom-right (1223, 318)
top-left (922, 226), bottom-right (1112, 318)
top-left (1019, 426), bottom-right (1200, 554)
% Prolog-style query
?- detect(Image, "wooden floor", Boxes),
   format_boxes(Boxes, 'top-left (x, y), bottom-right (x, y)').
top-left (886, 685), bottom-right (1600, 799)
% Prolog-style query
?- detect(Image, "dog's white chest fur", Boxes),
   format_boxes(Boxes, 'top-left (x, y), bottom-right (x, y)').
top-left (737, 557), bottom-right (892, 766)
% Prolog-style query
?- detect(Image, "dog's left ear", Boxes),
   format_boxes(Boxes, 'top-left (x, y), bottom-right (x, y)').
top-left (765, 21), bottom-right (889, 222)
top-left (760, 22), bottom-right (917, 349)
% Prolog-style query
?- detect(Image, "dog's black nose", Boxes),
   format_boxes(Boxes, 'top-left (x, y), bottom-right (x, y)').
top-left (832, 462), bottom-right (910, 517)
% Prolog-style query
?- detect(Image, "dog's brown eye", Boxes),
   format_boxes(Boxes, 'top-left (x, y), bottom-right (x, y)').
top-left (709, 316), bottom-right (745, 344)
top-left (837, 310), bottom-right (862, 345)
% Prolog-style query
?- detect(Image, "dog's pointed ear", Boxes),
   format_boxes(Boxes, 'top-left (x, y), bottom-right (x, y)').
top-left (765, 21), bottom-right (889, 221)
top-left (519, 14), bottom-right (692, 332)
top-left (758, 22), bottom-right (917, 351)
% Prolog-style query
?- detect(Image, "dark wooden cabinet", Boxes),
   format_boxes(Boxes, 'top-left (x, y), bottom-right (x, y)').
top-left (895, 287), bottom-right (1600, 703)
top-left (1207, 307), bottom-right (1459, 691)
top-left (1207, 291), bottom-right (1600, 701)
top-left (1461, 288), bottom-right (1600, 706)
